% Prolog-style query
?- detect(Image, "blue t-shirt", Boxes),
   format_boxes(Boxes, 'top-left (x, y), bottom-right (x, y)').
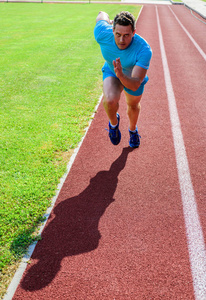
top-left (94, 20), bottom-right (152, 78)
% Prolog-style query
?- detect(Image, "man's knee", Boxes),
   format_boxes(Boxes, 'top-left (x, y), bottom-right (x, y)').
top-left (103, 91), bottom-right (120, 108)
top-left (127, 102), bottom-right (141, 110)
top-left (103, 77), bottom-right (122, 108)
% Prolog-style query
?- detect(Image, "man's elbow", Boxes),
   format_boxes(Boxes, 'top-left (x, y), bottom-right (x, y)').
top-left (131, 78), bottom-right (142, 92)
top-left (96, 15), bottom-right (101, 23)
top-left (96, 11), bottom-right (110, 23)
top-left (131, 81), bottom-right (141, 92)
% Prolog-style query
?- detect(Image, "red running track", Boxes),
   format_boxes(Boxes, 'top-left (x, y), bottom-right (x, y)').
top-left (11, 5), bottom-right (206, 300)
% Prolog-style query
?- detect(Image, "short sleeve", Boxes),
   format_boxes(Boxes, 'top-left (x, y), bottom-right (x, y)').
top-left (136, 46), bottom-right (152, 70)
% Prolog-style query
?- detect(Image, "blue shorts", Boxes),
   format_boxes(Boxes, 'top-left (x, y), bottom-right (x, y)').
top-left (102, 63), bottom-right (149, 96)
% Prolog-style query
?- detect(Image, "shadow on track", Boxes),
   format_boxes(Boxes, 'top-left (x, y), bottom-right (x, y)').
top-left (20, 146), bottom-right (134, 291)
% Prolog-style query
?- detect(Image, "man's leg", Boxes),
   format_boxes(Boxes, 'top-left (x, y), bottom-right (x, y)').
top-left (125, 91), bottom-right (142, 148)
top-left (124, 91), bottom-right (142, 131)
top-left (103, 76), bottom-right (123, 145)
top-left (103, 76), bottom-right (123, 126)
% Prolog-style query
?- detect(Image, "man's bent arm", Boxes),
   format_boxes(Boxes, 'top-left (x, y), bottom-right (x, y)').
top-left (113, 59), bottom-right (147, 91)
top-left (96, 11), bottom-right (112, 24)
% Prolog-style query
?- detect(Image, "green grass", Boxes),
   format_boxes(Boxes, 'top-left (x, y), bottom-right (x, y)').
top-left (0, 3), bottom-right (141, 297)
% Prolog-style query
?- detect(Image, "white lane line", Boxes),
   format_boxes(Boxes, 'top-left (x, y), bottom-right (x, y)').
top-left (169, 6), bottom-right (206, 61)
top-left (156, 6), bottom-right (206, 300)
top-left (137, 4), bottom-right (143, 21)
top-left (3, 94), bottom-right (103, 300)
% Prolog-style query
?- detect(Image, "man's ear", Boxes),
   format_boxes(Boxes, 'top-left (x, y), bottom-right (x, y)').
top-left (133, 29), bottom-right (136, 36)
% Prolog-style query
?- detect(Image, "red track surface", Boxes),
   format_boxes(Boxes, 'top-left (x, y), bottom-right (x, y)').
top-left (12, 5), bottom-right (206, 299)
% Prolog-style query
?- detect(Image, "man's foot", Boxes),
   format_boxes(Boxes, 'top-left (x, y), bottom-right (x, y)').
top-left (129, 127), bottom-right (141, 148)
top-left (108, 113), bottom-right (121, 145)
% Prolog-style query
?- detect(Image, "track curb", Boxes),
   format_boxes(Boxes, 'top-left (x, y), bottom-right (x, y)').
top-left (3, 94), bottom-right (103, 300)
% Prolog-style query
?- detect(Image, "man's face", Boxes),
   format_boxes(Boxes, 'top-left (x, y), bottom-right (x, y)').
top-left (113, 24), bottom-right (135, 50)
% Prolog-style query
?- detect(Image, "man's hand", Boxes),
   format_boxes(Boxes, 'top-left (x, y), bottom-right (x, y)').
top-left (113, 59), bottom-right (147, 92)
top-left (113, 58), bottom-right (123, 79)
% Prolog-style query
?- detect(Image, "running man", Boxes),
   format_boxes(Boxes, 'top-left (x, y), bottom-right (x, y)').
top-left (94, 11), bottom-right (152, 148)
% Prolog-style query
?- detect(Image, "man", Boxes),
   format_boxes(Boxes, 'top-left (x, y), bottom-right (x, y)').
top-left (94, 11), bottom-right (152, 148)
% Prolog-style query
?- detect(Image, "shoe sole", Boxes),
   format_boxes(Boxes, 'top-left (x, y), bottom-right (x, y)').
top-left (129, 141), bottom-right (140, 148)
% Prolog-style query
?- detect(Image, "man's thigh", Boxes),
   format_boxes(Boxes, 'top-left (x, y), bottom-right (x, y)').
top-left (124, 90), bottom-right (142, 106)
top-left (103, 76), bottom-right (124, 102)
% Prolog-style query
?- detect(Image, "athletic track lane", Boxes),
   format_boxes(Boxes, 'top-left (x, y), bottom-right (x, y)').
top-left (10, 4), bottom-right (206, 300)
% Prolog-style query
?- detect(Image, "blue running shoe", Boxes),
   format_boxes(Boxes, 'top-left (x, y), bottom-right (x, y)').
top-left (129, 127), bottom-right (141, 148)
top-left (108, 113), bottom-right (121, 145)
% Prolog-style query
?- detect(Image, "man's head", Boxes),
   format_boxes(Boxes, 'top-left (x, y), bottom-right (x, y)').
top-left (113, 11), bottom-right (136, 32)
top-left (113, 11), bottom-right (136, 50)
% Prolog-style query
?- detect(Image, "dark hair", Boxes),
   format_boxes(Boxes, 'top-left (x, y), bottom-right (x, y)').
top-left (113, 11), bottom-right (136, 32)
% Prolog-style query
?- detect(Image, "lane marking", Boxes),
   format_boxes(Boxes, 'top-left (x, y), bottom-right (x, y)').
top-left (3, 95), bottom-right (103, 300)
top-left (137, 4), bottom-right (143, 21)
top-left (156, 6), bottom-right (206, 300)
top-left (169, 6), bottom-right (206, 61)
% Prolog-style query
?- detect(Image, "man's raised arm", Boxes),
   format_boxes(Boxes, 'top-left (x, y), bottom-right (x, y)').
top-left (113, 58), bottom-right (147, 92)
top-left (96, 11), bottom-right (112, 24)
